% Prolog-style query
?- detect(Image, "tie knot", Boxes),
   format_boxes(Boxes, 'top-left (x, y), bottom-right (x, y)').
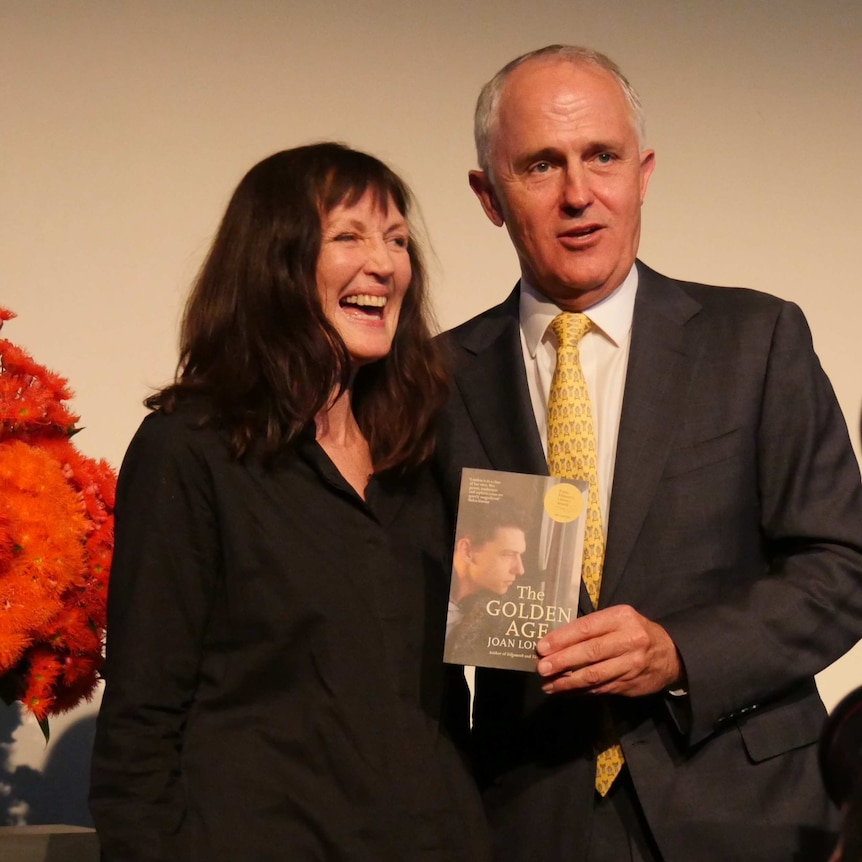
top-left (549, 312), bottom-right (591, 347)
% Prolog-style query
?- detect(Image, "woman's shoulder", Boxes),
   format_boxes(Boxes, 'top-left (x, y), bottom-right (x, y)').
top-left (123, 397), bottom-right (227, 472)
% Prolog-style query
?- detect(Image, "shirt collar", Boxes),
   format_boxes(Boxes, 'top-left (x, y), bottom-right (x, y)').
top-left (519, 263), bottom-right (639, 357)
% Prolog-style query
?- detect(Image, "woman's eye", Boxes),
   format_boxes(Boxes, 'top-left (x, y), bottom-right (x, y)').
top-left (334, 233), bottom-right (357, 242)
top-left (389, 235), bottom-right (409, 249)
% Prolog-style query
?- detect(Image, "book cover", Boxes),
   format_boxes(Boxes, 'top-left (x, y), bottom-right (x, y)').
top-left (443, 467), bottom-right (588, 671)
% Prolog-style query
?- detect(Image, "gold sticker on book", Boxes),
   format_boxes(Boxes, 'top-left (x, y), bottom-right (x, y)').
top-left (543, 483), bottom-right (584, 523)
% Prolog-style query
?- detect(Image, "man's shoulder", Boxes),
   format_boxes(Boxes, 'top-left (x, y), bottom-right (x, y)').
top-left (439, 284), bottom-right (520, 348)
top-left (637, 261), bottom-right (798, 320)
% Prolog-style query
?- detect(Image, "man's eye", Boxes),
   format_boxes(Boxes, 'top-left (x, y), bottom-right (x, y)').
top-left (530, 161), bottom-right (552, 174)
top-left (596, 153), bottom-right (615, 164)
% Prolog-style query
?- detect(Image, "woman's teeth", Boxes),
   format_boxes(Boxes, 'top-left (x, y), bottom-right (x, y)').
top-left (341, 294), bottom-right (387, 308)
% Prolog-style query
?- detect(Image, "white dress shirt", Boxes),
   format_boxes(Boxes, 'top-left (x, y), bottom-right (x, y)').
top-left (519, 265), bottom-right (638, 532)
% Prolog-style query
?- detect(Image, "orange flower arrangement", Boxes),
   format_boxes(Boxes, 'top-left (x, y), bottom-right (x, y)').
top-left (0, 307), bottom-right (115, 731)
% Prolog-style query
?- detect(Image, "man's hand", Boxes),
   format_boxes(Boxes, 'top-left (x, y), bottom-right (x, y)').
top-left (535, 604), bottom-right (684, 696)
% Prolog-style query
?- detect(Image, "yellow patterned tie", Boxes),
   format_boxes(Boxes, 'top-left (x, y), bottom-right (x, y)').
top-left (547, 312), bottom-right (624, 797)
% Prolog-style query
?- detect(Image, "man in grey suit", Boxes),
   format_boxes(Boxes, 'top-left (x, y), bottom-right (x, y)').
top-left (435, 44), bottom-right (862, 861)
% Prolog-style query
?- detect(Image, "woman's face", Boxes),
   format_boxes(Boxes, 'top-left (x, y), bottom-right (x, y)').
top-left (316, 191), bottom-right (411, 368)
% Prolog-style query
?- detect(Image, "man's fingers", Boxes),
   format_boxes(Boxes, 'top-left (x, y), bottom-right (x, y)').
top-left (534, 605), bottom-right (682, 696)
top-left (536, 605), bottom-right (626, 656)
top-left (540, 655), bottom-right (631, 694)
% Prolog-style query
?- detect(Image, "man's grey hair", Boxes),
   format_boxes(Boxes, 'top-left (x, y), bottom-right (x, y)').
top-left (474, 45), bottom-right (646, 175)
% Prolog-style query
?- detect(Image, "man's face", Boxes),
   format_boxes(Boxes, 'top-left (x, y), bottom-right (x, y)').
top-left (470, 59), bottom-right (655, 311)
top-left (467, 527), bottom-right (527, 595)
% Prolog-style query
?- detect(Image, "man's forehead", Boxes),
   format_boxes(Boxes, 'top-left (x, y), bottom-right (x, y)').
top-left (490, 58), bottom-right (638, 156)
top-left (500, 58), bottom-right (624, 117)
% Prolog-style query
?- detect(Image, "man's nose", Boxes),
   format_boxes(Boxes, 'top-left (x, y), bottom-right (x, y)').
top-left (561, 164), bottom-right (593, 212)
top-left (514, 555), bottom-right (525, 576)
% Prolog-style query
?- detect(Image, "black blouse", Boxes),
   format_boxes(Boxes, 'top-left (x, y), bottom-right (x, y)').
top-left (90, 403), bottom-right (489, 861)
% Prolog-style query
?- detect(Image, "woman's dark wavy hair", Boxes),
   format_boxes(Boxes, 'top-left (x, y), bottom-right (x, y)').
top-left (148, 142), bottom-right (448, 473)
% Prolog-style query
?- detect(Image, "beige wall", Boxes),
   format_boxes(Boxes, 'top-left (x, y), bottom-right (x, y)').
top-left (2, 0), bottom-right (861, 822)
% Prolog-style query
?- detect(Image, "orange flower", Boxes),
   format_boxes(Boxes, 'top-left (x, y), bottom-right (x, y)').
top-left (0, 307), bottom-right (116, 723)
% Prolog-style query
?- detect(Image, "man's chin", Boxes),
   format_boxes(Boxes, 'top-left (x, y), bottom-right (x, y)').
top-left (548, 278), bottom-right (621, 311)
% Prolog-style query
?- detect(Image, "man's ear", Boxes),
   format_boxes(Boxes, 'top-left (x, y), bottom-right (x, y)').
top-left (639, 149), bottom-right (656, 203)
top-left (455, 536), bottom-right (473, 560)
top-left (468, 170), bottom-right (505, 227)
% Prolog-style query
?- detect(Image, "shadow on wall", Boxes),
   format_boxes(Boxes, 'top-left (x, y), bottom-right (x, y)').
top-left (0, 705), bottom-right (95, 827)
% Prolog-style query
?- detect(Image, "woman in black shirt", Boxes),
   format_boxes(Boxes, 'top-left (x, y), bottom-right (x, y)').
top-left (90, 143), bottom-right (488, 861)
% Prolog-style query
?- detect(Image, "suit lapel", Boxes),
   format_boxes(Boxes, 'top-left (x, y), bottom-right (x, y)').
top-left (452, 286), bottom-right (548, 476)
top-left (600, 264), bottom-right (703, 606)
top-left (450, 273), bottom-right (703, 610)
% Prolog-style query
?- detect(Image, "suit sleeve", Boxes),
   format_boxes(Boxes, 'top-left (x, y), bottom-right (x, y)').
top-left (660, 300), bottom-right (862, 744)
top-left (89, 414), bottom-right (220, 862)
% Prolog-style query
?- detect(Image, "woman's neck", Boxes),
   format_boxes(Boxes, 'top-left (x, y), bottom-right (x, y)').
top-left (315, 387), bottom-right (373, 499)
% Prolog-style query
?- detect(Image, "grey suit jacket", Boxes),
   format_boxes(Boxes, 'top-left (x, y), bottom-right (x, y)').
top-left (435, 261), bottom-right (862, 861)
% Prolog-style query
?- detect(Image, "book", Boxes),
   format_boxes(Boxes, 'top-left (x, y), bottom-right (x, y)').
top-left (443, 467), bottom-right (588, 671)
